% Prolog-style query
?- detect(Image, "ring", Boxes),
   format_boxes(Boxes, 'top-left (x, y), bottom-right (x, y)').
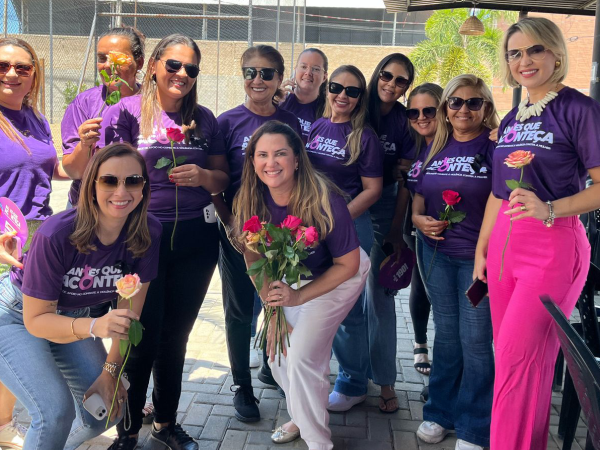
top-left (431, 231), bottom-right (436, 236)
top-left (520, 205), bottom-right (527, 212)
top-left (84, 132), bottom-right (89, 138)
top-left (118, 398), bottom-right (124, 404)
top-left (189, 178), bottom-right (192, 182)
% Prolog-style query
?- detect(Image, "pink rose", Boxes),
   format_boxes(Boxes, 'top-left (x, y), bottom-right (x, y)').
top-left (504, 150), bottom-right (534, 169)
top-left (281, 215), bottom-right (303, 232)
top-left (243, 216), bottom-right (262, 233)
top-left (116, 274), bottom-right (141, 299)
top-left (166, 127), bottom-right (185, 143)
top-left (304, 226), bottom-right (319, 246)
top-left (442, 190), bottom-right (461, 206)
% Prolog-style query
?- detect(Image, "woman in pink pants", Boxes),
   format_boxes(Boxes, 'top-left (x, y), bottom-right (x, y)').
top-left (474, 17), bottom-right (600, 449)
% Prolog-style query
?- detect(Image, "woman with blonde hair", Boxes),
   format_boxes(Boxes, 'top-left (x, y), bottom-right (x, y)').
top-left (413, 74), bottom-right (498, 449)
top-left (474, 17), bottom-right (600, 449)
top-left (235, 120), bottom-right (370, 449)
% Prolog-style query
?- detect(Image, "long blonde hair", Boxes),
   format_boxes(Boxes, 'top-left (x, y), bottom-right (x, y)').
top-left (323, 65), bottom-right (370, 166)
top-left (0, 38), bottom-right (43, 154)
top-left (425, 74), bottom-right (499, 166)
top-left (234, 121), bottom-right (343, 240)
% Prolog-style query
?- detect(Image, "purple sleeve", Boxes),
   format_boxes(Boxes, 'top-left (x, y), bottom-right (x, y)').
top-left (325, 194), bottom-right (359, 258)
top-left (571, 98), bottom-right (600, 170)
top-left (132, 217), bottom-right (162, 283)
top-left (105, 102), bottom-right (139, 146)
top-left (358, 129), bottom-right (384, 178)
top-left (61, 96), bottom-right (87, 155)
top-left (21, 233), bottom-right (66, 301)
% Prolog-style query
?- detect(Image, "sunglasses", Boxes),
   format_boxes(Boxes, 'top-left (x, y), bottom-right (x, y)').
top-left (95, 175), bottom-right (146, 192)
top-left (328, 82), bottom-right (362, 98)
top-left (242, 67), bottom-right (280, 81)
top-left (0, 61), bottom-right (34, 77)
top-left (379, 70), bottom-right (409, 89)
top-left (505, 44), bottom-right (548, 65)
top-left (160, 59), bottom-right (200, 78)
top-left (447, 97), bottom-right (486, 111)
top-left (406, 107), bottom-right (437, 121)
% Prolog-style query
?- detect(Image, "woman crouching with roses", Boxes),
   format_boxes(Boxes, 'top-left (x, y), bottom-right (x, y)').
top-left (234, 121), bottom-right (370, 450)
top-left (411, 74), bottom-right (498, 450)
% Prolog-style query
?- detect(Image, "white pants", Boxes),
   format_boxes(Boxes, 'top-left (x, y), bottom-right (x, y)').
top-left (270, 249), bottom-right (370, 450)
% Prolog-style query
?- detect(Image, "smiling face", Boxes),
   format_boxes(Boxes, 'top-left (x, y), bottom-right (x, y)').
top-left (327, 71), bottom-right (361, 122)
top-left (409, 93), bottom-right (438, 141)
top-left (243, 55), bottom-right (283, 106)
top-left (377, 61), bottom-right (409, 105)
top-left (0, 45), bottom-right (34, 110)
top-left (507, 31), bottom-right (558, 93)
top-left (97, 35), bottom-right (139, 91)
top-left (95, 156), bottom-right (145, 225)
top-left (152, 44), bottom-right (198, 105)
top-left (446, 86), bottom-right (486, 136)
top-left (295, 51), bottom-right (327, 95)
top-left (252, 133), bottom-right (298, 196)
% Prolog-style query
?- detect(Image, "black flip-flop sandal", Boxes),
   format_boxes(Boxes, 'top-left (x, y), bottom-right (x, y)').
top-left (414, 347), bottom-right (431, 375)
top-left (378, 395), bottom-right (400, 414)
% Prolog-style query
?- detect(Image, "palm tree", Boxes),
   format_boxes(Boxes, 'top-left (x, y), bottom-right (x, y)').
top-left (410, 9), bottom-right (518, 86)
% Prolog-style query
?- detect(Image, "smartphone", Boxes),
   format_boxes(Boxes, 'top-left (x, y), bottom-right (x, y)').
top-left (83, 376), bottom-right (130, 421)
top-left (465, 278), bottom-right (488, 307)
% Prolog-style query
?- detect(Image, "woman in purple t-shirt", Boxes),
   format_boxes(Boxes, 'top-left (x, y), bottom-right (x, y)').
top-left (280, 48), bottom-right (328, 143)
top-left (234, 121), bottom-right (370, 450)
top-left (61, 26), bottom-right (145, 207)
top-left (475, 18), bottom-right (600, 449)
top-left (214, 45), bottom-right (301, 423)
top-left (0, 143), bottom-right (161, 450)
top-left (412, 75), bottom-right (499, 449)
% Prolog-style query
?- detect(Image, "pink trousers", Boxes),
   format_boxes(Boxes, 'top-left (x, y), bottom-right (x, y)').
top-left (487, 201), bottom-right (590, 449)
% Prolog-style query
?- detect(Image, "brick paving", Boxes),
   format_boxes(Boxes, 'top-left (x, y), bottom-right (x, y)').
top-left (7, 180), bottom-right (590, 449)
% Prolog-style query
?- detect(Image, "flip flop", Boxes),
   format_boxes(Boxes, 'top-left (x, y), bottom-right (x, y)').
top-left (414, 347), bottom-right (431, 375)
top-left (378, 394), bottom-right (400, 414)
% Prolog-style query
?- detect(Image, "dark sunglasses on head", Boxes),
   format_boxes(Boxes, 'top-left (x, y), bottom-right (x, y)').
top-left (504, 44), bottom-right (548, 65)
top-left (160, 59), bottom-right (200, 78)
top-left (379, 70), bottom-right (409, 89)
top-left (95, 175), bottom-right (146, 192)
top-left (242, 67), bottom-right (280, 81)
top-left (328, 81), bottom-right (362, 99)
top-left (406, 107), bottom-right (437, 121)
top-left (447, 97), bottom-right (486, 111)
top-left (0, 61), bottom-right (34, 77)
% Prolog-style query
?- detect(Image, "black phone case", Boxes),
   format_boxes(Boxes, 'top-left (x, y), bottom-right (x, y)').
top-left (465, 278), bottom-right (488, 307)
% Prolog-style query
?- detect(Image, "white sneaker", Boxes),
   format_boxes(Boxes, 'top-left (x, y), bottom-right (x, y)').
top-left (327, 391), bottom-right (367, 412)
top-left (249, 344), bottom-right (260, 368)
top-left (456, 439), bottom-right (484, 450)
top-left (416, 421), bottom-right (449, 444)
top-left (0, 417), bottom-right (26, 449)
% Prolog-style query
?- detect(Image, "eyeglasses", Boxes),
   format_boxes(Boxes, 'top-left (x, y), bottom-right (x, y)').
top-left (505, 44), bottom-right (548, 65)
top-left (242, 67), bottom-right (280, 81)
top-left (379, 70), bottom-right (409, 89)
top-left (160, 59), bottom-right (200, 78)
top-left (95, 175), bottom-right (146, 192)
top-left (0, 61), bottom-right (34, 77)
top-left (406, 107), bottom-right (437, 121)
top-left (447, 97), bottom-right (486, 111)
top-left (328, 82), bottom-right (362, 99)
top-left (297, 63), bottom-right (323, 75)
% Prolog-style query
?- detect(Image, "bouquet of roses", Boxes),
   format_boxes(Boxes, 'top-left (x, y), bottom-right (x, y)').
top-left (242, 215), bottom-right (319, 364)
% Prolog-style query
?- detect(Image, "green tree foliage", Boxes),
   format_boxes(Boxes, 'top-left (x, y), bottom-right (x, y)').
top-left (410, 9), bottom-right (518, 86)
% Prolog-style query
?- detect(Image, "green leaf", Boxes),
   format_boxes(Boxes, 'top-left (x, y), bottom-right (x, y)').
top-left (505, 179), bottom-right (520, 191)
top-left (297, 250), bottom-right (308, 260)
top-left (106, 90), bottom-right (120, 106)
top-left (265, 224), bottom-right (285, 241)
top-left (518, 181), bottom-right (535, 190)
top-left (174, 156), bottom-right (187, 166)
top-left (298, 265), bottom-right (312, 277)
top-left (119, 339), bottom-right (129, 358)
top-left (284, 246), bottom-right (295, 259)
top-left (265, 250), bottom-right (278, 260)
top-left (286, 265), bottom-right (299, 284)
top-left (100, 69), bottom-right (110, 83)
top-left (117, 77), bottom-right (132, 90)
top-left (128, 319), bottom-right (143, 346)
top-left (254, 268), bottom-right (264, 293)
top-left (246, 257), bottom-right (267, 276)
top-left (448, 210), bottom-right (467, 223)
top-left (154, 157), bottom-right (173, 169)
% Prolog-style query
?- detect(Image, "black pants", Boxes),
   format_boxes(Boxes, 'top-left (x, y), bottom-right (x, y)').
top-left (405, 233), bottom-right (430, 344)
top-left (218, 222), bottom-right (256, 387)
top-left (118, 217), bottom-right (219, 435)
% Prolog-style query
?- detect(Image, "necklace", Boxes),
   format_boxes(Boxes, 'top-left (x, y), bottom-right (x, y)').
top-left (516, 90), bottom-right (558, 122)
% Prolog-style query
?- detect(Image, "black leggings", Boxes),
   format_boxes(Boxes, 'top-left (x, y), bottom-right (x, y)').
top-left (405, 233), bottom-right (430, 344)
top-left (118, 217), bottom-right (219, 436)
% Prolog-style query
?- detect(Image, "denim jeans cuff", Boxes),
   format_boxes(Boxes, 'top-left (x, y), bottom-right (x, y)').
top-left (455, 428), bottom-right (490, 447)
top-left (333, 380), bottom-right (368, 397)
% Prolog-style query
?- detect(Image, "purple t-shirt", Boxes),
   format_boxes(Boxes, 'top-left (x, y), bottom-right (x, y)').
top-left (379, 102), bottom-right (415, 187)
top-left (264, 189), bottom-right (359, 279)
top-left (406, 142), bottom-right (427, 195)
top-left (306, 118), bottom-right (383, 198)
top-left (494, 87), bottom-right (600, 202)
top-left (415, 131), bottom-right (495, 259)
top-left (19, 208), bottom-right (162, 310)
top-left (106, 95), bottom-right (226, 222)
top-left (217, 104), bottom-right (302, 205)
top-left (0, 105), bottom-right (56, 220)
top-left (280, 93), bottom-right (319, 144)
top-left (62, 85), bottom-right (122, 205)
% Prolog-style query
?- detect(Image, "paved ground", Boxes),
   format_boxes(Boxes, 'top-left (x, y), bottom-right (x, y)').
top-left (8, 180), bottom-right (589, 449)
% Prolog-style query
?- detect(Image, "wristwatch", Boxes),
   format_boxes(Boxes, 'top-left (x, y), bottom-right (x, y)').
top-left (102, 362), bottom-right (121, 378)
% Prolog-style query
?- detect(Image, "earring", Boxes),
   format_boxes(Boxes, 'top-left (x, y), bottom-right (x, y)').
top-left (445, 117), bottom-right (450, 123)
top-left (555, 60), bottom-right (561, 68)
top-left (136, 69), bottom-right (145, 83)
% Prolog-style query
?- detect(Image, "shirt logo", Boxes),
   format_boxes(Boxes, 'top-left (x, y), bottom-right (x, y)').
top-left (498, 121), bottom-right (554, 147)
top-left (426, 156), bottom-right (487, 176)
top-left (306, 134), bottom-right (346, 159)
top-left (379, 134), bottom-right (396, 155)
top-left (63, 265), bottom-right (123, 292)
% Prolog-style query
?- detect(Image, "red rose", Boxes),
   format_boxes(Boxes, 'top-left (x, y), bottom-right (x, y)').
top-left (304, 226), bottom-right (319, 246)
top-left (442, 190), bottom-right (461, 206)
top-left (281, 215), bottom-right (303, 232)
top-left (243, 216), bottom-right (262, 233)
top-left (166, 127), bottom-right (185, 143)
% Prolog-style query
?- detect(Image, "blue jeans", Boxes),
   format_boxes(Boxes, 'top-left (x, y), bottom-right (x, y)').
top-left (0, 275), bottom-right (118, 450)
top-left (416, 235), bottom-right (494, 446)
top-left (332, 210), bottom-right (374, 396)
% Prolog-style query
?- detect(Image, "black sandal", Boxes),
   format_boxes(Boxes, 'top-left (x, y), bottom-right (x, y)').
top-left (378, 394), bottom-right (400, 414)
top-left (413, 347), bottom-right (431, 375)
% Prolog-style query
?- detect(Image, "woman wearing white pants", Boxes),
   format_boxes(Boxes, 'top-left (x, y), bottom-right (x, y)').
top-left (234, 121), bottom-right (370, 450)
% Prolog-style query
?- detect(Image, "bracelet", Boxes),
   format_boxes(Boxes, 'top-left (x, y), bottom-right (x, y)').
top-left (70, 318), bottom-right (84, 340)
top-left (543, 201), bottom-right (555, 228)
top-left (102, 361), bottom-right (121, 378)
top-left (89, 318), bottom-right (98, 340)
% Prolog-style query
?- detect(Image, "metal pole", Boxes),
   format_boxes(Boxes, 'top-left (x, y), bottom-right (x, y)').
top-left (4, 0), bottom-right (8, 37)
top-left (94, 0), bottom-right (98, 87)
top-left (202, 4), bottom-right (207, 40)
top-left (291, 0), bottom-right (296, 73)
top-left (275, 0), bottom-right (280, 50)
top-left (392, 13), bottom-right (397, 46)
top-left (115, 0), bottom-right (122, 27)
top-left (216, 0), bottom-right (221, 114)
top-left (590, 0), bottom-right (600, 103)
top-left (302, 1), bottom-right (306, 48)
top-left (248, 0), bottom-right (252, 47)
top-left (511, 11), bottom-right (528, 108)
top-left (49, 0), bottom-right (53, 123)
top-left (78, 12), bottom-right (97, 92)
top-left (20, 0), bottom-right (23, 33)
top-left (134, 0), bottom-right (137, 29)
